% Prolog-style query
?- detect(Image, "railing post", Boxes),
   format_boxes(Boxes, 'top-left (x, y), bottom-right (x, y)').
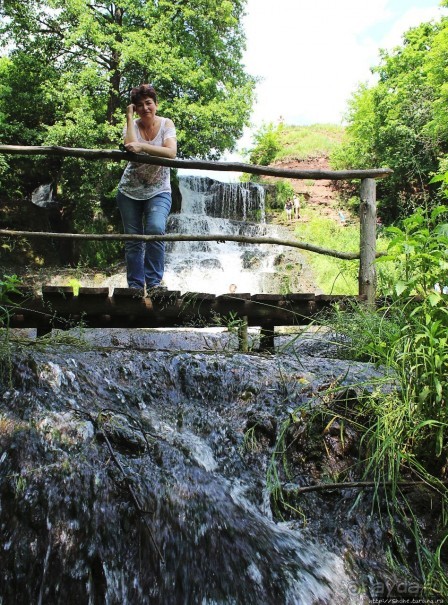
top-left (359, 178), bottom-right (377, 306)
top-left (238, 316), bottom-right (249, 352)
top-left (259, 321), bottom-right (275, 353)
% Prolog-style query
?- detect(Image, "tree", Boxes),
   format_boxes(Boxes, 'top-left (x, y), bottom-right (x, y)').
top-left (0, 0), bottom-right (254, 157)
top-left (332, 19), bottom-right (448, 221)
top-left (246, 122), bottom-right (281, 166)
top-left (0, 0), bottom-right (255, 264)
top-left (273, 180), bottom-right (294, 209)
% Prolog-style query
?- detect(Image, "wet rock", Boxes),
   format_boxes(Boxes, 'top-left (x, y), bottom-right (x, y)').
top-left (245, 410), bottom-right (277, 446)
top-left (95, 413), bottom-right (147, 454)
top-left (241, 250), bottom-right (262, 270)
top-left (0, 342), bottom-right (428, 603)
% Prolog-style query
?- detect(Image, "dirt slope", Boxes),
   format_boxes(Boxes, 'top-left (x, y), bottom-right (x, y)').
top-left (265, 155), bottom-right (348, 229)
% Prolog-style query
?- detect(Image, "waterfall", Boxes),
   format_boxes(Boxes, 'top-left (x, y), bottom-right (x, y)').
top-left (164, 175), bottom-right (282, 294)
top-left (31, 183), bottom-right (57, 208)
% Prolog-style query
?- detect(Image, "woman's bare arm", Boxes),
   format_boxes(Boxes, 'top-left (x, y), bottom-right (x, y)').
top-left (124, 112), bottom-right (177, 158)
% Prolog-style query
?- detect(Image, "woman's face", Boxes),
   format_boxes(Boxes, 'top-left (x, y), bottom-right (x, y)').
top-left (135, 96), bottom-right (158, 119)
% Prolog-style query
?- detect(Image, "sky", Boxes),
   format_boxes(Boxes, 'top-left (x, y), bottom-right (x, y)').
top-left (242, 0), bottom-right (447, 129)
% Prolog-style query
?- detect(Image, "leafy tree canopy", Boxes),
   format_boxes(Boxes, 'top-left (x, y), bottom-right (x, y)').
top-left (245, 122), bottom-right (282, 166)
top-left (0, 0), bottom-right (255, 266)
top-left (0, 0), bottom-right (255, 159)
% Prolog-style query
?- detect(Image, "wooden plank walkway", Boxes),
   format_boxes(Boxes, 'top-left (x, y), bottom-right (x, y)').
top-left (4, 286), bottom-right (365, 340)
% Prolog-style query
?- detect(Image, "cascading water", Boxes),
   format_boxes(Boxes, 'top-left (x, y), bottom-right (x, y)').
top-left (0, 345), bottom-right (391, 603)
top-left (3, 180), bottom-right (431, 603)
top-left (164, 176), bottom-right (282, 294)
top-left (29, 176), bottom-right (310, 296)
top-left (31, 184), bottom-right (57, 208)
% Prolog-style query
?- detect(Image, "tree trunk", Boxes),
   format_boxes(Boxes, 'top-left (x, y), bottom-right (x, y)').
top-left (106, 7), bottom-right (123, 126)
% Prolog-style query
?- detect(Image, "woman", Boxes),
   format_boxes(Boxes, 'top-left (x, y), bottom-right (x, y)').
top-left (116, 84), bottom-right (177, 295)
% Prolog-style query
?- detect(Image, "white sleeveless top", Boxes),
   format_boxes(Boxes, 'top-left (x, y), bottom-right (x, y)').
top-left (118, 117), bottom-right (176, 200)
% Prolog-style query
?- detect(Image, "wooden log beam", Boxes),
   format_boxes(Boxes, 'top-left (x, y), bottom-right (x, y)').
top-left (0, 228), bottom-right (378, 261)
top-left (4, 288), bottom-right (366, 331)
top-left (0, 144), bottom-right (393, 181)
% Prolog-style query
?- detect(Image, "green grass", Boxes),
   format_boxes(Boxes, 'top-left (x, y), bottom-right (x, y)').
top-left (293, 210), bottom-right (359, 294)
top-left (325, 296), bottom-right (448, 598)
top-left (289, 208), bottom-right (391, 295)
top-left (268, 205), bottom-right (448, 595)
top-left (274, 124), bottom-right (345, 162)
top-left (317, 208), bottom-right (448, 597)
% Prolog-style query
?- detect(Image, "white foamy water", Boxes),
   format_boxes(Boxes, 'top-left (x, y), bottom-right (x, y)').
top-left (163, 176), bottom-right (284, 294)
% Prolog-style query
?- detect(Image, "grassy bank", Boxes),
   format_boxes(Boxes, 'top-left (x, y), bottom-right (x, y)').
top-left (271, 206), bottom-right (448, 598)
top-left (275, 123), bottom-right (345, 162)
top-left (293, 209), bottom-right (360, 294)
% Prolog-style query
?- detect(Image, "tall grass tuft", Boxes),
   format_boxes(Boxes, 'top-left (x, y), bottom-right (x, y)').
top-left (0, 274), bottom-right (22, 386)
top-left (267, 204), bottom-right (447, 596)
top-left (326, 204), bottom-right (448, 596)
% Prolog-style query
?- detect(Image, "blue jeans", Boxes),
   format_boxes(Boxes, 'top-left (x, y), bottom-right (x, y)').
top-left (116, 190), bottom-right (172, 289)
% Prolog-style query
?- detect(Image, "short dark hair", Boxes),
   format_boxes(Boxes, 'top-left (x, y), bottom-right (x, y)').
top-left (130, 84), bottom-right (157, 105)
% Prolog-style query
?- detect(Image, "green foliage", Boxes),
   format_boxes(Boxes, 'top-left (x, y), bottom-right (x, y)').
top-left (0, 275), bottom-right (22, 306)
top-left (376, 206), bottom-right (448, 457)
top-left (0, 154), bottom-right (8, 179)
top-left (246, 122), bottom-right (281, 166)
top-left (301, 205), bottom-right (448, 596)
top-left (337, 208), bottom-right (448, 441)
top-left (0, 275), bottom-right (22, 385)
top-left (378, 206), bottom-right (448, 298)
top-left (331, 84), bottom-right (376, 170)
top-left (331, 19), bottom-right (448, 220)
top-left (332, 192), bottom-right (448, 452)
top-left (213, 311), bottom-right (246, 333)
top-left (265, 415), bottom-right (306, 520)
top-left (273, 180), bottom-right (295, 208)
top-left (275, 124), bottom-right (345, 162)
top-left (66, 278), bottom-right (81, 296)
top-left (0, 0), bottom-right (254, 159)
top-left (0, 0), bottom-right (255, 265)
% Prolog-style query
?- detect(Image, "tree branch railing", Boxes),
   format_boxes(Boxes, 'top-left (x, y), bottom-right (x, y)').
top-left (0, 144), bottom-right (393, 180)
top-left (0, 229), bottom-right (368, 261)
top-left (0, 145), bottom-right (392, 304)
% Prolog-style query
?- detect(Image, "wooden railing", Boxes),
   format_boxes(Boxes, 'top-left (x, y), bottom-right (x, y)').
top-left (0, 145), bottom-right (392, 305)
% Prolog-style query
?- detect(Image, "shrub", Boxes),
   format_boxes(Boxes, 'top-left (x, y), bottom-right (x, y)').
top-left (246, 122), bottom-right (281, 166)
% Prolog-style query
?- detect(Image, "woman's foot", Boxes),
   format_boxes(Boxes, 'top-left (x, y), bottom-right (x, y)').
top-left (146, 284), bottom-right (168, 296)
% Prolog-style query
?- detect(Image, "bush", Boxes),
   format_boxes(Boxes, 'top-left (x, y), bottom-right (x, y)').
top-left (246, 123), bottom-right (281, 166)
top-left (321, 204), bottom-right (448, 597)
top-left (265, 180), bottom-right (295, 211)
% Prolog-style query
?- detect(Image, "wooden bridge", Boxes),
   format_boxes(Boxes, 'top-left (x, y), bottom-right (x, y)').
top-left (0, 144), bottom-right (391, 305)
top-left (0, 144), bottom-right (390, 350)
top-left (4, 286), bottom-right (365, 351)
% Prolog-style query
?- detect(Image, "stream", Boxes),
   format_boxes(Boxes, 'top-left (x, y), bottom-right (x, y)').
top-left (0, 333), bottom-right (421, 604)
top-left (0, 177), bottom-right (430, 603)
